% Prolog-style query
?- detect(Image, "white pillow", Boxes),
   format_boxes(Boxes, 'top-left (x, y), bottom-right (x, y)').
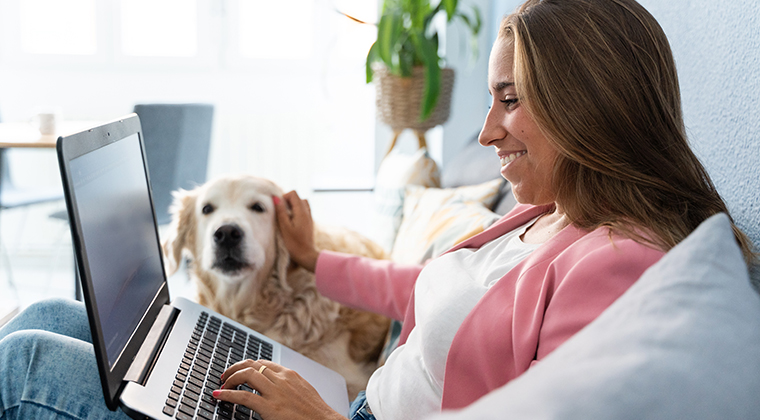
top-left (427, 213), bottom-right (760, 420)
top-left (371, 148), bottom-right (440, 252)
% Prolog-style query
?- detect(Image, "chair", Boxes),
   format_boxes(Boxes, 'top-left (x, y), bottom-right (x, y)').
top-left (46, 104), bottom-right (213, 300)
top-left (133, 103), bottom-right (214, 225)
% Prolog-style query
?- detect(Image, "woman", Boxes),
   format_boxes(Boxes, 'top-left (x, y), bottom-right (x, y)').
top-left (209, 0), bottom-right (755, 418)
top-left (1, 0), bottom-right (755, 419)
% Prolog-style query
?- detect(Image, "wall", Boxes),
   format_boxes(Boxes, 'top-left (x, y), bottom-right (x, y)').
top-left (638, 0), bottom-right (760, 251)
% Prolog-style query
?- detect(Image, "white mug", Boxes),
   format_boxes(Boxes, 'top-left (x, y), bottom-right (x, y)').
top-left (33, 112), bottom-right (59, 135)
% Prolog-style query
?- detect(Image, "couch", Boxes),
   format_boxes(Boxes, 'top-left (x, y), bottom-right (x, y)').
top-left (371, 135), bottom-right (760, 419)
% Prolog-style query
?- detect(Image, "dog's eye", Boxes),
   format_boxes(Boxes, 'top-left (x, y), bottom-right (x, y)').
top-left (250, 202), bottom-right (265, 213)
top-left (202, 204), bottom-right (214, 215)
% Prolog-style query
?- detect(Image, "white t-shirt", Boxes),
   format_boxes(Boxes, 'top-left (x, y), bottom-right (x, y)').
top-left (366, 218), bottom-right (541, 420)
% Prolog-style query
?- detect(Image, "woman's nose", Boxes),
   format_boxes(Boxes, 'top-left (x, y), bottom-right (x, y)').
top-left (478, 107), bottom-right (504, 146)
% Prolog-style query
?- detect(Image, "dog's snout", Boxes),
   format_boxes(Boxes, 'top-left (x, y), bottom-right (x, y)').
top-left (214, 224), bottom-right (243, 248)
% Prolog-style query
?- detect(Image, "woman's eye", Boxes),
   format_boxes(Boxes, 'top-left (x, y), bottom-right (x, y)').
top-left (250, 202), bottom-right (265, 213)
top-left (500, 98), bottom-right (519, 108)
top-left (202, 204), bottom-right (214, 215)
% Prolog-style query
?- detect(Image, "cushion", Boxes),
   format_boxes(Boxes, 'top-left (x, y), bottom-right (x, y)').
top-left (390, 179), bottom-right (503, 264)
top-left (440, 133), bottom-right (517, 216)
top-left (427, 213), bottom-right (760, 420)
top-left (440, 133), bottom-right (502, 189)
top-left (371, 148), bottom-right (440, 252)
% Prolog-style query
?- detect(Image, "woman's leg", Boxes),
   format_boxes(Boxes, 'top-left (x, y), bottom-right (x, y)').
top-left (0, 299), bottom-right (130, 419)
top-left (0, 298), bottom-right (91, 343)
top-left (0, 330), bottom-right (131, 420)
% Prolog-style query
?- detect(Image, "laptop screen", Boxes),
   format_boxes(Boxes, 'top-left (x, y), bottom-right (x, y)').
top-left (69, 132), bottom-right (165, 367)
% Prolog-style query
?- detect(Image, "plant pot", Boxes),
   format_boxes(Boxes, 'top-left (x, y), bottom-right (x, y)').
top-left (374, 65), bottom-right (455, 134)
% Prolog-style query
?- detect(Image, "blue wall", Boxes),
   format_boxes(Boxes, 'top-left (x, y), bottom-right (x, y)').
top-left (638, 0), bottom-right (760, 254)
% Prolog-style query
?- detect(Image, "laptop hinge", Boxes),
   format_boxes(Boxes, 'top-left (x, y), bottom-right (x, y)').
top-left (124, 304), bottom-right (180, 386)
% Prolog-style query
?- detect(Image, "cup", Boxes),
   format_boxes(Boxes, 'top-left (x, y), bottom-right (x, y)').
top-left (32, 112), bottom-right (60, 135)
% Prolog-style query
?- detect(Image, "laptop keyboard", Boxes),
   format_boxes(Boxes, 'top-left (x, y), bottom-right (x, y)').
top-left (163, 312), bottom-right (274, 420)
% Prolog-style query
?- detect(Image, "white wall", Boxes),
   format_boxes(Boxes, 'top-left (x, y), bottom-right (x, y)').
top-left (638, 0), bottom-right (760, 250)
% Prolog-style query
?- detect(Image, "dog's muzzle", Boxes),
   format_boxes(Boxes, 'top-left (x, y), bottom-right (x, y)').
top-left (212, 224), bottom-right (249, 273)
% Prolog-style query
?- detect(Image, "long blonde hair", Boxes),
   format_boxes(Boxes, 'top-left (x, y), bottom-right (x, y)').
top-left (500, 0), bottom-right (757, 265)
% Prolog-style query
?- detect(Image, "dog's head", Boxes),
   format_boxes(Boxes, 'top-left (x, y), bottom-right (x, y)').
top-left (162, 174), bottom-right (290, 291)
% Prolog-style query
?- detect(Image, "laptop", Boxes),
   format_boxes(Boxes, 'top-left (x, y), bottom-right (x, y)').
top-left (56, 114), bottom-right (349, 419)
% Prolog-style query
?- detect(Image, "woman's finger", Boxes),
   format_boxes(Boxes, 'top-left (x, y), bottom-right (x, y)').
top-left (212, 387), bottom-right (266, 412)
top-left (221, 359), bottom-right (257, 382)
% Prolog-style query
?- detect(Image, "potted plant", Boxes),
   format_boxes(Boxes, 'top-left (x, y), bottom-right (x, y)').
top-left (363, 0), bottom-right (481, 151)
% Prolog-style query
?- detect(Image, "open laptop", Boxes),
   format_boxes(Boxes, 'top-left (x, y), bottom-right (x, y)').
top-left (56, 114), bottom-right (349, 419)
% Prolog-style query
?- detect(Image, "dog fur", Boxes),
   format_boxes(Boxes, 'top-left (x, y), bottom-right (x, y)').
top-left (162, 174), bottom-right (390, 400)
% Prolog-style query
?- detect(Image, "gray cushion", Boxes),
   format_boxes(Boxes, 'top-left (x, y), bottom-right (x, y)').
top-left (441, 133), bottom-right (514, 214)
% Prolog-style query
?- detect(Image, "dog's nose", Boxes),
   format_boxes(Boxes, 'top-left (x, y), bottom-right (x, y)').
top-left (214, 224), bottom-right (243, 248)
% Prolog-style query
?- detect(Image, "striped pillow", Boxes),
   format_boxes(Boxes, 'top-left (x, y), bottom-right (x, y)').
top-left (390, 179), bottom-right (503, 264)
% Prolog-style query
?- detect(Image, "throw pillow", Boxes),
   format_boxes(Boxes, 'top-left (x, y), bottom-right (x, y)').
top-left (427, 213), bottom-right (760, 420)
top-left (390, 179), bottom-right (503, 265)
top-left (371, 148), bottom-right (440, 253)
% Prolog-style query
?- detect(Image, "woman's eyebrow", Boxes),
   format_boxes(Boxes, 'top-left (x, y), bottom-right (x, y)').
top-left (492, 81), bottom-right (515, 92)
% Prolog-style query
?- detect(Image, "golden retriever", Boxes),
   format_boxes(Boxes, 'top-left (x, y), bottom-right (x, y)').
top-left (161, 174), bottom-right (389, 400)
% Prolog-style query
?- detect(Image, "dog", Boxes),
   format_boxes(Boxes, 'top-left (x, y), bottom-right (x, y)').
top-left (161, 174), bottom-right (390, 400)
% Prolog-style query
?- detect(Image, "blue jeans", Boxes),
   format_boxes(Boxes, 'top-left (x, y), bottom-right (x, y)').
top-left (348, 390), bottom-right (376, 420)
top-left (0, 298), bottom-right (130, 420)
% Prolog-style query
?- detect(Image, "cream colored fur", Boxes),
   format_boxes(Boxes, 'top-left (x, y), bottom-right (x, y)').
top-left (162, 174), bottom-right (389, 400)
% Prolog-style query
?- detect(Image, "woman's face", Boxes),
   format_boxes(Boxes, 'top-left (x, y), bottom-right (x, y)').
top-left (479, 38), bottom-right (560, 207)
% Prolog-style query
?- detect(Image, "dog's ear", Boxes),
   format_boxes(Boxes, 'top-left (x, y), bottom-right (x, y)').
top-left (272, 230), bottom-right (293, 293)
top-left (162, 188), bottom-right (198, 276)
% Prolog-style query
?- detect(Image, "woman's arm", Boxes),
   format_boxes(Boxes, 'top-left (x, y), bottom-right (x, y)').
top-left (315, 250), bottom-right (423, 321)
top-left (274, 189), bottom-right (424, 321)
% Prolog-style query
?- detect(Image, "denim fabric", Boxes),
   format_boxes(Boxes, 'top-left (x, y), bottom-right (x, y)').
top-left (0, 298), bottom-right (130, 420)
top-left (349, 390), bottom-right (377, 420)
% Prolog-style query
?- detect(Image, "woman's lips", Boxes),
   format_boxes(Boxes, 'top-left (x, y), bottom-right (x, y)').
top-left (500, 150), bottom-right (527, 166)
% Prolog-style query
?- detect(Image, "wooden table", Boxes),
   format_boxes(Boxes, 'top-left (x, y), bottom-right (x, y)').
top-left (0, 121), bottom-right (100, 148)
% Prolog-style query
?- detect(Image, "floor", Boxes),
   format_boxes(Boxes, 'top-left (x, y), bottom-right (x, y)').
top-left (0, 190), bottom-right (374, 326)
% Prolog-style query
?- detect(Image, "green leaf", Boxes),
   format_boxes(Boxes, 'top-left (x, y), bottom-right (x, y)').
top-left (411, 30), bottom-right (441, 120)
top-left (366, 42), bottom-right (379, 83)
top-left (442, 0), bottom-right (457, 21)
top-left (376, 13), bottom-right (399, 67)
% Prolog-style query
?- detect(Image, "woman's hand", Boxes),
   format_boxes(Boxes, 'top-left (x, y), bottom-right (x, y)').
top-left (273, 190), bottom-right (320, 272)
top-left (214, 359), bottom-right (346, 420)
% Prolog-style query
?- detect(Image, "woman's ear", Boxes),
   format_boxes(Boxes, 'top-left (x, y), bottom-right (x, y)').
top-left (162, 188), bottom-right (198, 276)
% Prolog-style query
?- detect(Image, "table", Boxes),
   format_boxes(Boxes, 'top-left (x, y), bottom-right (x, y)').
top-left (0, 120), bottom-right (100, 148)
top-left (0, 120), bottom-right (100, 302)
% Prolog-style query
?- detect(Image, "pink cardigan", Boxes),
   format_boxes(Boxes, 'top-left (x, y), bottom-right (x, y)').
top-left (315, 204), bottom-right (664, 410)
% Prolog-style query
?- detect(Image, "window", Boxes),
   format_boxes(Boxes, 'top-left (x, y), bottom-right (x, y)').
top-left (19, 0), bottom-right (97, 55)
top-left (120, 0), bottom-right (198, 57)
top-left (2, 0), bottom-right (379, 194)
top-left (238, 0), bottom-right (314, 59)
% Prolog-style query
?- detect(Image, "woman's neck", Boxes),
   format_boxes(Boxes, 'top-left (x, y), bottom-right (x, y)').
top-left (520, 204), bottom-right (569, 244)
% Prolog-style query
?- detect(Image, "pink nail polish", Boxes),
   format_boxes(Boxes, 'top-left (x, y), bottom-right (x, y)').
top-left (272, 196), bottom-right (280, 205)
top-left (213, 390), bottom-right (221, 398)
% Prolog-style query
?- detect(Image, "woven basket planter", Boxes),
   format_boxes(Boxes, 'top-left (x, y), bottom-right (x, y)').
top-left (374, 65), bottom-right (455, 134)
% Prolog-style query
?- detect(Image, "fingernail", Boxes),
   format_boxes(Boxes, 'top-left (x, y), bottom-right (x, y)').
top-left (213, 390), bottom-right (221, 398)
top-left (272, 196), bottom-right (280, 205)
